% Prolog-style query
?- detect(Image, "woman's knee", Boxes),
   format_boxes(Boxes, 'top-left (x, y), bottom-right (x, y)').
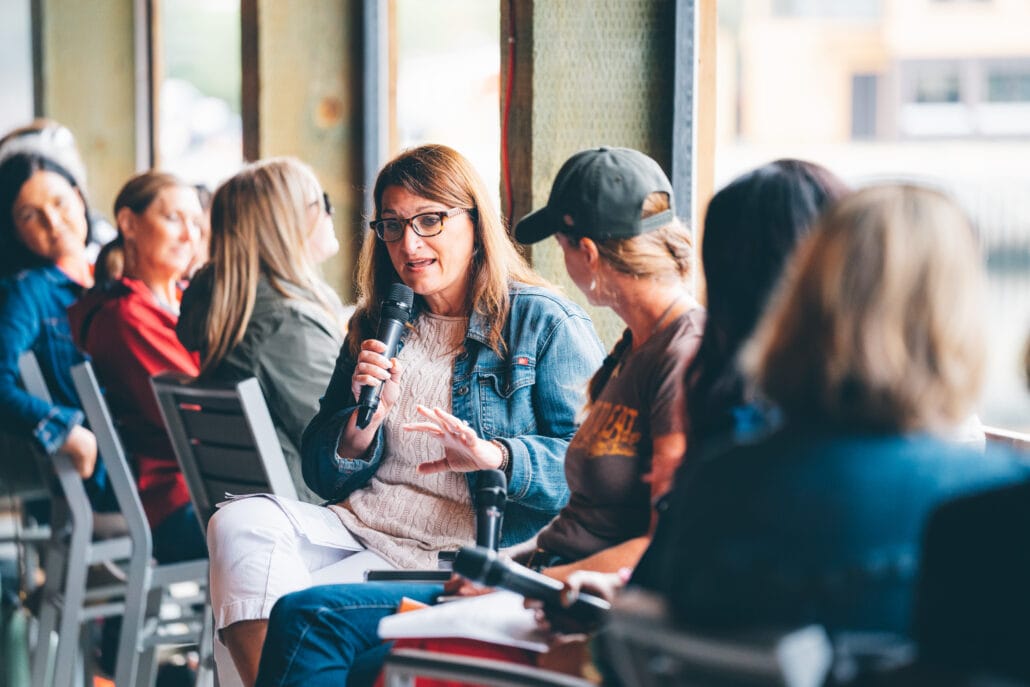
top-left (269, 587), bottom-right (328, 627)
top-left (207, 497), bottom-right (291, 554)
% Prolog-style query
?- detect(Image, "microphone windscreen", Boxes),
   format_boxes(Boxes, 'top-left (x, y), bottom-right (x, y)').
top-left (387, 282), bottom-right (415, 308)
top-left (478, 469), bottom-right (507, 493)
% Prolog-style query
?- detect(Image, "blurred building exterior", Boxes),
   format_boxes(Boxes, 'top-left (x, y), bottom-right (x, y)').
top-left (718, 0), bottom-right (1030, 430)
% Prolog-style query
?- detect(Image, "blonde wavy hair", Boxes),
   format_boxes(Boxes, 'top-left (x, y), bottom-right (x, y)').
top-left (201, 157), bottom-right (340, 374)
top-left (743, 184), bottom-right (985, 432)
top-left (576, 191), bottom-right (694, 403)
top-left (347, 144), bottom-right (550, 357)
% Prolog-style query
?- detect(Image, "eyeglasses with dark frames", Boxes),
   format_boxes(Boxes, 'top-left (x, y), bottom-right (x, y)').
top-left (311, 191), bottom-right (333, 217)
top-left (369, 207), bottom-right (471, 242)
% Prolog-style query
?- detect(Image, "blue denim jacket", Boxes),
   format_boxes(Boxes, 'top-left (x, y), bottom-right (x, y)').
top-left (301, 284), bottom-right (605, 547)
top-left (0, 265), bottom-right (87, 454)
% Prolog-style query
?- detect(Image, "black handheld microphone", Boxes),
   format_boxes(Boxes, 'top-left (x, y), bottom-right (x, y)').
top-left (475, 470), bottom-right (507, 551)
top-left (453, 546), bottom-right (611, 633)
top-left (356, 283), bottom-right (414, 429)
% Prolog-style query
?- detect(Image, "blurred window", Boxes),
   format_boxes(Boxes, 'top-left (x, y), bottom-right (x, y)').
top-left (772, 0), bottom-right (880, 19)
top-left (987, 70), bottom-right (1030, 102)
top-left (0, 0), bottom-right (33, 134)
top-left (158, 0), bottom-right (242, 189)
top-left (392, 0), bottom-right (501, 206)
top-left (716, 0), bottom-right (1030, 430)
top-left (912, 71), bottom-right (961, 104)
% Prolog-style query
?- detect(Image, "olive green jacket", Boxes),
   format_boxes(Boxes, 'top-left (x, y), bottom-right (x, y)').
top-left (178, 267), bottom-right (349, 503)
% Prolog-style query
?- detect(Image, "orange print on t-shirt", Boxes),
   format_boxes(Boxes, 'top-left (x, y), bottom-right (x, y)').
top-left (570, 401), bottom-right (641, 457)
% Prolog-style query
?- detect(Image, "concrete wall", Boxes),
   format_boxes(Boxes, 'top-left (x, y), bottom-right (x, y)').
top-left (37, 0), bottom-right (137, 222)
top-left (252, 0), bottom-right (365, 300)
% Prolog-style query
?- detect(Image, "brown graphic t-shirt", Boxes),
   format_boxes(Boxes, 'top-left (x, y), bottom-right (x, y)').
top-left (536, 307), bottom-right (705, 562)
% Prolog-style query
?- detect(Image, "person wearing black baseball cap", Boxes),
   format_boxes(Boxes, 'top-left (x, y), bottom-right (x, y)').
top-left (510, 146), bottom-right (705, 583)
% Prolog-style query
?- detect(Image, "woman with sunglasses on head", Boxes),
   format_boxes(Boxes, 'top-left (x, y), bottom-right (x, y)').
top-left (177, 157), bottom-right (348, 505)
top-left (205, 144), bottom-right (603, 686)
top-left (68, 171), bottom-right (207, 563)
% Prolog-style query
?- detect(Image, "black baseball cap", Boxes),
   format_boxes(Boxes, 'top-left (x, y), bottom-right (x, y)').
top-left (514, 146), bottom-right (675, 244)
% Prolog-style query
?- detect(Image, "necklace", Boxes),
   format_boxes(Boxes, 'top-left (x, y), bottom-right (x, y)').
top-left (611, 292), bottom-right (688, 380)
top-left (651, 292), bottom-right (685, 337)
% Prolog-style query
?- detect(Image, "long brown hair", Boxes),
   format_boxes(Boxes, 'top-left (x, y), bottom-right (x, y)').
top-left (744, 184), bottom-right (985, 432)
top-left (347, 144), bottom-right (550, 357)
top-left (202, 157), bottom-right (340, 374)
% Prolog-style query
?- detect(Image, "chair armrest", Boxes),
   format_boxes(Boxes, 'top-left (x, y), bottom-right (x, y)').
top-left (382, 648), bottom-right (596, 687)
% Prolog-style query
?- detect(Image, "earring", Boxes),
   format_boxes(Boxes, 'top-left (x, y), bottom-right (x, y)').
top-left (589, 277), bottom-right (597, 293)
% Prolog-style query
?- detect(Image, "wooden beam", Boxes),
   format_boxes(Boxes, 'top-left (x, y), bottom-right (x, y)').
top-left (695, 0), bottom-right (718, 248)
top-left (37, 0), bottom-right (137, 220)
top-left (133, 0), bottom-right (156, 170)
top-left (241, 0), bottom-right (260, 163)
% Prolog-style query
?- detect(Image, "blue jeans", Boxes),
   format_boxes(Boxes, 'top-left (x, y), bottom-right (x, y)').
top-left (255, 583), bottom-right (443, 687)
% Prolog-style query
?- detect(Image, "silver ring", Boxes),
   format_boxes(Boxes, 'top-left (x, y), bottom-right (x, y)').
top-left (461, 419), bottom-right (470, 426)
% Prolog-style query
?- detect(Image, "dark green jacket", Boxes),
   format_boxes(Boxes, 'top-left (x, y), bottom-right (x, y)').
top-left (178, 267), bottom-right (348, 503)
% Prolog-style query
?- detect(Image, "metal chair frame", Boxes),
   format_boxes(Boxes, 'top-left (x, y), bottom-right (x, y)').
top-left (149, 372), bottom-right (297, 532)
top-left (70, 361), bottom-right (211, 687)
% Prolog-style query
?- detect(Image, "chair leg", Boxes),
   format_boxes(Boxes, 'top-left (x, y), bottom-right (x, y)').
top-left (195, 604), bottom-right (216, 687)
top-left (30, 545), bottom-right (63, 687)
top-left (112, 559), bottom-right (151, 687)
top-left (135, 585), bottom-right (164, 687)
top-left (50, 564), bottom-right (87, 687)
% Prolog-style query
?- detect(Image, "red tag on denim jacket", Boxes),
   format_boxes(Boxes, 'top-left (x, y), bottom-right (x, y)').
top-left (516, 356), bottom-right (530, 366)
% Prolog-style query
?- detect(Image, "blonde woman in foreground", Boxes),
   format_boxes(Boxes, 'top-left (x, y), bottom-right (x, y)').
top-left (643, 184), bottom-right (1030, 639)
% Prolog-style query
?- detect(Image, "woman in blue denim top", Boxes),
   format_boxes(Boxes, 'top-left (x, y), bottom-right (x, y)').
top-left (253, 147), bottom-right (705, 687)
top-left (205, 144), bottom-right (604, 685)
top-left (0, 152), bottom-right (113, 508)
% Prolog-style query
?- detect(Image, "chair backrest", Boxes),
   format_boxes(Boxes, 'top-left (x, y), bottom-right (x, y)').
top-left (914, 481), bottom-right (1030, 682)
top-left (150, 371), bottom-right (298, 531)
top-left (599, 589), bottom-right (833, 687)
top-left (984, 425), bottom-right (1030, 454)
top-left (17, 351), bottom-right (52, 404)
top-left (16, 351), bottom-right (95, 535)
top-left (70, 361), bottom-right (153, 557)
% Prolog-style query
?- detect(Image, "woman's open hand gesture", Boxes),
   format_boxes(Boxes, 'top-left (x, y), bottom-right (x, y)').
top-left (404, 405), bottom-right (506, 475)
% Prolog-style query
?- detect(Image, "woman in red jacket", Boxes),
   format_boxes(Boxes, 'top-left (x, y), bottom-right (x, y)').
top-left (69, 171), bottom-right (206, 563)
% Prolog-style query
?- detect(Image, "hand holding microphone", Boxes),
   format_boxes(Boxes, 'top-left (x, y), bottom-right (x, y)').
top-left (453, 546), bottom-right (611, 634)
top-left (351, 283), bottom-right (414, 430)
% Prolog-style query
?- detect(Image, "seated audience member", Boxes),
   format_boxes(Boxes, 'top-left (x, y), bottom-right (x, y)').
top-left (0, 152), bottom-right (113, 509)
top-left (632, 159), bottom-right (849, 586)
top-left (207, 144), bottom-right (604, 686)
top-left (0, 119), bottom-right (117, 247)
top-left (68, 171), bottom-right (206, 563)
top-left (253, 146), bottom-right (702, 687)
top-left (177, 157), bottom-right (347, 504)
top-left (650, 185), bottom-right (1030, 639)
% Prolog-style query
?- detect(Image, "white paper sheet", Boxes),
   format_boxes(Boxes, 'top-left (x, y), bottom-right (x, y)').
top-left (378, 591), bottom-right (550, 652)
top-left (216, 493), bottom-right (365, 550)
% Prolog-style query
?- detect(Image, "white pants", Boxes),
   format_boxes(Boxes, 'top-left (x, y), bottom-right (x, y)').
top-left (206, 495), bottom-right (393, 631)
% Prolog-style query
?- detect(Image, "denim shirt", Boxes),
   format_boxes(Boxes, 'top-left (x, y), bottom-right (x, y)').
top-left (301, 283), bottom-right (606, 547)
top-left (0, 265), bottom-right (87, 454)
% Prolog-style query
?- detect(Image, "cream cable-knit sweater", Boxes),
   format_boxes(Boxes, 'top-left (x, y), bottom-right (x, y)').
top-left (330, 313), bottom-right (476, 568)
